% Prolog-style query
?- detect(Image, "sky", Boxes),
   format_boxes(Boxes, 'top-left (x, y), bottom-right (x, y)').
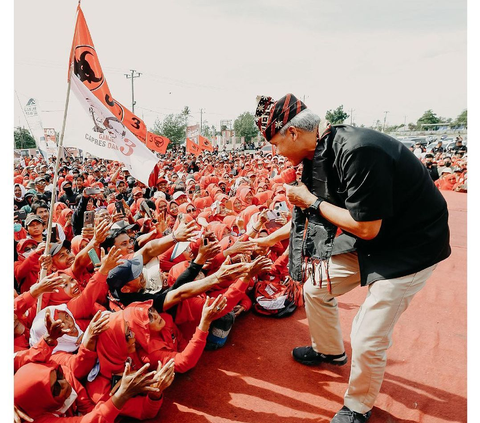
top-left (13, 0), bottom-right (467, 132)
top-left (5, 1), bottom-right (479, 419)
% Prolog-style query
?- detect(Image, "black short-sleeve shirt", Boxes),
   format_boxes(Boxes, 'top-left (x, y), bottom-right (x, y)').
top-left (328, 125), bottom-right (451, 285)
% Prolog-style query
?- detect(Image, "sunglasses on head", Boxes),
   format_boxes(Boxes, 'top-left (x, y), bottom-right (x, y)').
top-left (187, 207), bottom-right (196, 213)
top-left (51, 366), bottom-right (65, 397)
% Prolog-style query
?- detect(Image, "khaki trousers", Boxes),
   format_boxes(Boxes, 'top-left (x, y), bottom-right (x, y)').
top-left (303, 252), bottom-right (436, 414)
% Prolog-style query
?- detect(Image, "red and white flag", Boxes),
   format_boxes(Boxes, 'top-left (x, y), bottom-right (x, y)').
top-left (63, 6), bottom-right (159, 185)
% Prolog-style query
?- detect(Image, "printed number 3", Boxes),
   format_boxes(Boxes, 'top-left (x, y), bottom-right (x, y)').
top-left (120, 138), bottom-right (136, 156)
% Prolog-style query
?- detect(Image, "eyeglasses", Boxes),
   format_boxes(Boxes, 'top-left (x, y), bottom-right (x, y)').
top-left (186, 207), bottom-right (196, 213)
top-left (51, 366), bottom-right (65, 397)
top-left (23, 246), bottom-right (35, 253)
top-left (125, 326), bottom-right (135, 342)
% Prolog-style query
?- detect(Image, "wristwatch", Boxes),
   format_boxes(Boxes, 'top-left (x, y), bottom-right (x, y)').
top-left (307, 198), bottom-right (323, 216)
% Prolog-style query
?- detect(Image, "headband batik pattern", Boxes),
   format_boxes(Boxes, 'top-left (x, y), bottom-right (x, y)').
top-left (255, 94), bottom-right (307, 141)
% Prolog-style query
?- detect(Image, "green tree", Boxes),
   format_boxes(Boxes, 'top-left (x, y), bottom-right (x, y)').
top-left (325, 105), bottom-right (349, 125)
top-left (14, 127), bottom-right (36, 149)
top-left (454, 109), bottom-right (467, 128)
top-left (416, 109), bottom-right (441, 130)
top-left (233, 112), bottom-right (259, 142)
top-left (202, 122), bottom-right (216, 139)
top-left (150, 106), bottom-right (191, 147)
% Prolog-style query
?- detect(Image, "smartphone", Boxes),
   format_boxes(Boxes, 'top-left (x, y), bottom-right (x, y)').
top-left (15, 210), bottom-right (27, 221)
top-left (266, 210), bottom-right (281, 221)
top-left (84, 187), bottom-right (100, 195)
top-left (87, 248), bottom-right (101, 266)
top-left (140, 201), bottom-right (153, 219)
top-left (83, 210), bottom-right (95, 228)
top-left (195, 184), bottom-right (201, 193)
top-left (274, 201), bottom-right (288, 212)
top-left (115, 201), bottom-right (125, 216)
top-left (50, 224), bottom-right (58, 242)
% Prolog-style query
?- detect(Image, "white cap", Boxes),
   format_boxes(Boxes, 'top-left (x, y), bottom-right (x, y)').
top-left (172, 191), bottom-right (187, 200)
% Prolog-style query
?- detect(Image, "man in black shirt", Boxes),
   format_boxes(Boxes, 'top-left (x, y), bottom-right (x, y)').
top-left (253, 94), bottom-right (451, 423)
top-left (424, 153), bottom-right (439, 181)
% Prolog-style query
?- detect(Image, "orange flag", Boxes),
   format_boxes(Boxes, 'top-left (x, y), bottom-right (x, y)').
top-left (198, 135), bottom-right (214, 152)
top-left (69, 6), bottom-right (147, 143)
top-left (147, 132), bottom-right (170, 154)
top-left (186, 138), bottom-right (201, 156)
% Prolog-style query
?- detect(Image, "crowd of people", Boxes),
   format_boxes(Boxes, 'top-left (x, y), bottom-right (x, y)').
top-left (412, 135), bottom-right (468, 192)
top-left (13, 147), bottom-right (297, 421)
top-left (12, 130), bottom-right (464, 421)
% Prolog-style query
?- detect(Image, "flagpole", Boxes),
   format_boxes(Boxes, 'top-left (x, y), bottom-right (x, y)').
top-left (36, 24), bottom-right (77, 311)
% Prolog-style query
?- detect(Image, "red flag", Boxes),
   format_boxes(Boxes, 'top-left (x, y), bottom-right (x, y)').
top-left (148, 162), bottom-right (162, 188)
top-left (186, 138), bottom-right (201, 156)
top-left (69, 6), bottom-right (147, 143)
top-left (147, 132), bottom-right (170, 154)
top-left (198, 135), bottom-right (214, 152)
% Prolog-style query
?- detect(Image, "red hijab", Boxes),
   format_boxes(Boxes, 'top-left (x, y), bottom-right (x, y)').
top-left (96, 310), bottom-right (143, 377)
top-left (57, 208), bottom-right (73, 228)
top-left (14, 363), bottom-right (70, 418)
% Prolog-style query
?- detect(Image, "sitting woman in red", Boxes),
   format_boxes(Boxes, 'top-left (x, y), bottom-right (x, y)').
top-left (123, 296), bottom-right (226, 374)
top-left (85, 310), bottom-right (173, 421)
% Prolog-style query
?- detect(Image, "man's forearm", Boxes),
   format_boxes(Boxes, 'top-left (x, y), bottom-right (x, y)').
top-left (264, 221), bottom-right (291, 245)
top-left (137, 235), bottom-right (175, 264)
top-left (163, 273), bottom-right (219, 311)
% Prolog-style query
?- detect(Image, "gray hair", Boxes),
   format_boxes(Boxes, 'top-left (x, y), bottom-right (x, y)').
top-left (279, 109), bottom-right (322, 135)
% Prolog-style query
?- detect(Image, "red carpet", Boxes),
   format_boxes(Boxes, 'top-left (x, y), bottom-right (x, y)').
top-left (132, 190), bottom-right (467, 423)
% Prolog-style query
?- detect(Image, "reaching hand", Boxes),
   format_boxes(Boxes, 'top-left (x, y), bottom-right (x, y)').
top-left (195, 236), bottom-right (221, 265)
top-left (154, 212), bottom-right (168, 234)
top-left (30, 274), bottom-right (65, 298)
top-left (98, 246), bottom-right (124, 275)
top-left (81, 226), bottom-right (95, 240)
top-left (247, 256), bottom-right (273, 278)
top-left (82, 310), bottom-right (110, 351)
top-left (225, 240), bottom-right (256, 256)
top-left (215, 258), bottom-right (250, 284)
top-left (173, 216), bottom-right (197, 242)
top-left (112, 362), bottom-right (156, 407)
top-left (44, 308), bottom-right (70, 345)
top-left (94, 219), bottom-right (112, 245)
top-left (14, 405), bottom-right (33, 423)
top-left (200, 295), bottom-right (227, 330)
top-left (147, 359), bottom-right (176, 400)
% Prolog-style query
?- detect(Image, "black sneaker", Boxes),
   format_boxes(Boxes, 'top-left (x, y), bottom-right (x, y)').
top-left (331, 406), bottom-right (371, 423)
top-left (291, 346), bottom-right (347, 366)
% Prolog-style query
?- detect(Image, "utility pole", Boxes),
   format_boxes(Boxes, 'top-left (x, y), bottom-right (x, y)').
top-left (200, 108), bottom-right (204, 136)
top-left (383, 111), bottom-right (389, 132)
top-left (404, 115), bottom-right (407, 132)
top-left (125, 69), bottom-right (141, 113)
top-left (350, 109), bottom-right (355, 125)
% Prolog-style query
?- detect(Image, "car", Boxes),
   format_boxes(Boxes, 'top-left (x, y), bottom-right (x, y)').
top-left (399, 139), bottom-right (415, 149)
top-left (260, 144), bottom-right (273, 154)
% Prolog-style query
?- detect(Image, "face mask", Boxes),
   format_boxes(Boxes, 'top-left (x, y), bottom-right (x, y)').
top-left (55, 388), bottom-right (78, 415)
top-left (14, 223), bottom-right (22, 233)
top-left (22, 250), bottom-right (33, 258)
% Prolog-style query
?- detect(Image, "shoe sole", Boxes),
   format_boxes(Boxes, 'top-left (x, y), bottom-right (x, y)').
top-left (291, 352), bottom-right (348, 366)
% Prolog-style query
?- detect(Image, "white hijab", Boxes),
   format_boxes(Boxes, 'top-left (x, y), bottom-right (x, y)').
top-left (14, 184), bottom-right (26, 201)
top-left (29, 304), bottom-right (83, 354)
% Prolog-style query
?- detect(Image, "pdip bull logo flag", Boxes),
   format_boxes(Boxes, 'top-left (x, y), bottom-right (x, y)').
top-left (63, 5), bottom-right (159, 185)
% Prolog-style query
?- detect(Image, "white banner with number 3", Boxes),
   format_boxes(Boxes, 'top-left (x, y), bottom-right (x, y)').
top-left (64, 73), bottom-right (159, 185)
